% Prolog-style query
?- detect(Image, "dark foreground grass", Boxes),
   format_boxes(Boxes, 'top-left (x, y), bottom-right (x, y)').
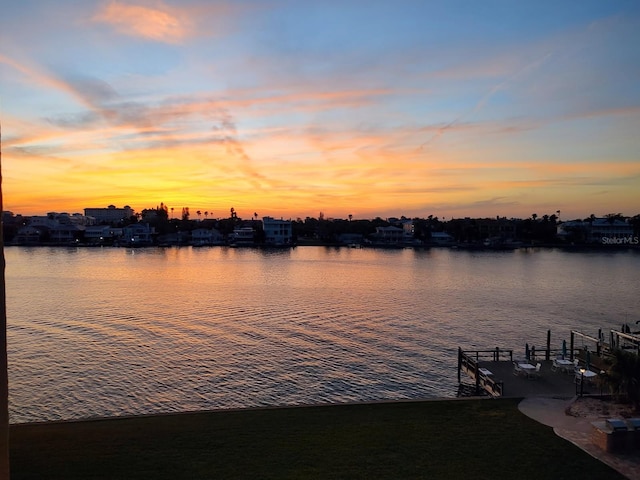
top-left (10, 398), bottom-right (624, 480)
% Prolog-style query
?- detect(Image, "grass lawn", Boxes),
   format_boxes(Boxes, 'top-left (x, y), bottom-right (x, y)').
top-left (9, 398), bottom-right (625, 479)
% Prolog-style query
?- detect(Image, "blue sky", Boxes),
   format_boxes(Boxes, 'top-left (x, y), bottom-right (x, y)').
top-left (2, 0), bottom-right (639, 220)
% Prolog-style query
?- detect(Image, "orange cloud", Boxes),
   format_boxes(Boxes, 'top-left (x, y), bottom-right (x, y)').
top-left (92, 1), bottom-right (191, 44)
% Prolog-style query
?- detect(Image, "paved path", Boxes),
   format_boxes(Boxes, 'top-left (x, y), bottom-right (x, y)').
top-left (518, 397), bottom-right (640, 480)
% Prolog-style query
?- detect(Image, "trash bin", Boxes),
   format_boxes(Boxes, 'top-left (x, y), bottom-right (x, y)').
top-left (626, 418), bottom-right (640, 451)
top-left (606, 419), bottom-right (629, 453)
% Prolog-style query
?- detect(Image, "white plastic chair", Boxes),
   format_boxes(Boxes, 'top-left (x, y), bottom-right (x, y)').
top-left (532, 363), bottom-right (542, 378)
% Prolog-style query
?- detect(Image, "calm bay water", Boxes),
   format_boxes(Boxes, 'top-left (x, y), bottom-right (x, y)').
top-left (6, 246), bottom-right (640, 423)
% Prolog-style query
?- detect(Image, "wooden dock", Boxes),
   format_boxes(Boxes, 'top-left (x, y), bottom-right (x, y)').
top-left (459, 327), bottom-right (640, 398)
top-left (458, 347), bottom-right (601, 398)
top-left (478, 360), bottom-right (591, 398)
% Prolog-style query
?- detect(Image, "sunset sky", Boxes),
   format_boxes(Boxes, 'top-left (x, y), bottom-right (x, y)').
top-left (2, 1), bottom-right (639, 221)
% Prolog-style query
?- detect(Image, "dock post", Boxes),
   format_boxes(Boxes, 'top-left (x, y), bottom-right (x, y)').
top-left (495, 347), bottom-right (499, 361)
top-left (570, 332), bottom-right (575, 361)
top-left (546, 330), bottom-right (551, 360)
top-left (457, 347), bottom-right (461, 383)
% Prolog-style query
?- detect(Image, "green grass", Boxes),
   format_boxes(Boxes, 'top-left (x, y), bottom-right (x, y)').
top-left (10, 398), bottom-right (624, 479)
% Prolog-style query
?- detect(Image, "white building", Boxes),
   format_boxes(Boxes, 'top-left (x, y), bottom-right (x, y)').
top-left (84, 205), bottom-right (134, 224)
top-left (589, 218), bottom-right (634, 244)
top-left (121, 223), bottom-right (154, 246)
top-left (230, 226), bottom-right (256, 246)
top-left (30, 212), bottom-right (92, 228)
top-left (262, 217), bottom-right (293, 246)
top-left (191, 228), bottom-right (224, 246)
top-left (557, 218), bottom-right (636, 244)
top-left (19, 212), bottom-right (87, 244)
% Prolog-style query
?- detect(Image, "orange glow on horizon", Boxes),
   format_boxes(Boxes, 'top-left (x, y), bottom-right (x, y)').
top-left (2, 2), bottom-right (639, 221)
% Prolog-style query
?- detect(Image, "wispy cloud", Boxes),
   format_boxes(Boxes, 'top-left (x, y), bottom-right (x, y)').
top-left (92, 1), bottom-right (191, 44)
top-left (0, 54), bottom-right (102, 112)
top-left (418, 50), bottom-right (554, 149)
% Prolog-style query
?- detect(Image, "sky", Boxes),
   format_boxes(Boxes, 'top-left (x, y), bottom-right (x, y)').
top-left (2, 0), bottom-right (640, 221)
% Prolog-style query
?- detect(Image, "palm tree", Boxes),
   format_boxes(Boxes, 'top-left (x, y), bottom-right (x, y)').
top-left (601, 349), bottom-right (640, 411)
top-left (0, 120), bottom-right (10, 475)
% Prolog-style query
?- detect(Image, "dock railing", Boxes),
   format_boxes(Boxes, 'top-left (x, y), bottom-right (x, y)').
top-left (458, 347), bottom-right (509, 397)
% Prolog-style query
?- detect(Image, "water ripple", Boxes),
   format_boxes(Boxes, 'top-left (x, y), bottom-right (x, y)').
top-left (6, 246), bottom-right (640, 422)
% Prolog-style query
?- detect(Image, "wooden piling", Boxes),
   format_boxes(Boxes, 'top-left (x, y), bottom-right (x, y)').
top-left (570, 332), bottom-right (575, 361)
top-left (546, 330), bottom-right (551, 360)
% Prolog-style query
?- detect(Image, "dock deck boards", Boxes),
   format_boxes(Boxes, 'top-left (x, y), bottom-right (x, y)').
top-left (470, 360), bottom-right (600, 398)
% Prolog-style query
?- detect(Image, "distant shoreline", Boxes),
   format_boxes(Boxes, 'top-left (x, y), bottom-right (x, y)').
top-left (4, 241), bottom-right (639, 250)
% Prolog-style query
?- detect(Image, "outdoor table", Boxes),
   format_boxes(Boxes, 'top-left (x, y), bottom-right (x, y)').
top-left (576, 369), bottom-right (598, 386)
top-left (556, 358), bottom-right (573, 373)
top-left (518, 363), bottom-right (537, 379)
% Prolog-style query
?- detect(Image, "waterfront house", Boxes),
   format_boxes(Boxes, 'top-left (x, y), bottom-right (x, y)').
top-left (372, 226), bottom-right (404, 245)
top-left (557, 218), bottom-right (636, 245)
top-left (16, 212), bottom-right (88, 244)
top-left (229, 226), bottom-right (256, 246)
top-left (589, 218), bottom-right (635, 244)
top-left (84, 225), bottom-right (116, 245)
top-left (556, 220), bottom-right (589, 243)
top-left (121, 223), bottom-right (154, 246)
top-left (48, 223), bottom-right (84, 244)
top-left (430, 231), bottom-right (454, 246)
top-left (262, 217), bottom-right (293, 246)
top-left (13, 226), bottom-right (42, 245)
top-left (191, 228), bottom-right (224, 246)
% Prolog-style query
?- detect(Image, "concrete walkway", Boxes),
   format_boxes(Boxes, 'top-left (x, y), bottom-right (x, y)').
top-left (518, 397), bottom-right (640, 480)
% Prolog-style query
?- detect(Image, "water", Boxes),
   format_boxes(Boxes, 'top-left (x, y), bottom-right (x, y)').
top-left (6, 246), bottom-right (640, 423)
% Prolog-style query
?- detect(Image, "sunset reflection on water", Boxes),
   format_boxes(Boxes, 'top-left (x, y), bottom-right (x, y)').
top-left (6, 246), bottom-right (640, 423)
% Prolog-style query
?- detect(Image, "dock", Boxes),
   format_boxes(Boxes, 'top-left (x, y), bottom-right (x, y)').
top-left (459, 354), bottom-right (602, 399)
top-left (458, 327), bottom-right (640, 398)
top-left (473, 360), bottom-right (591, 398)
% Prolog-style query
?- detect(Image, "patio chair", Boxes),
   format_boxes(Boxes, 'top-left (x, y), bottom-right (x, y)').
top-left (551, 359), bottom-right (558, 372)
top-left (528, 363), bottom-right (542, 379)
top-left (513, 362), bottom-right (523, 376)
